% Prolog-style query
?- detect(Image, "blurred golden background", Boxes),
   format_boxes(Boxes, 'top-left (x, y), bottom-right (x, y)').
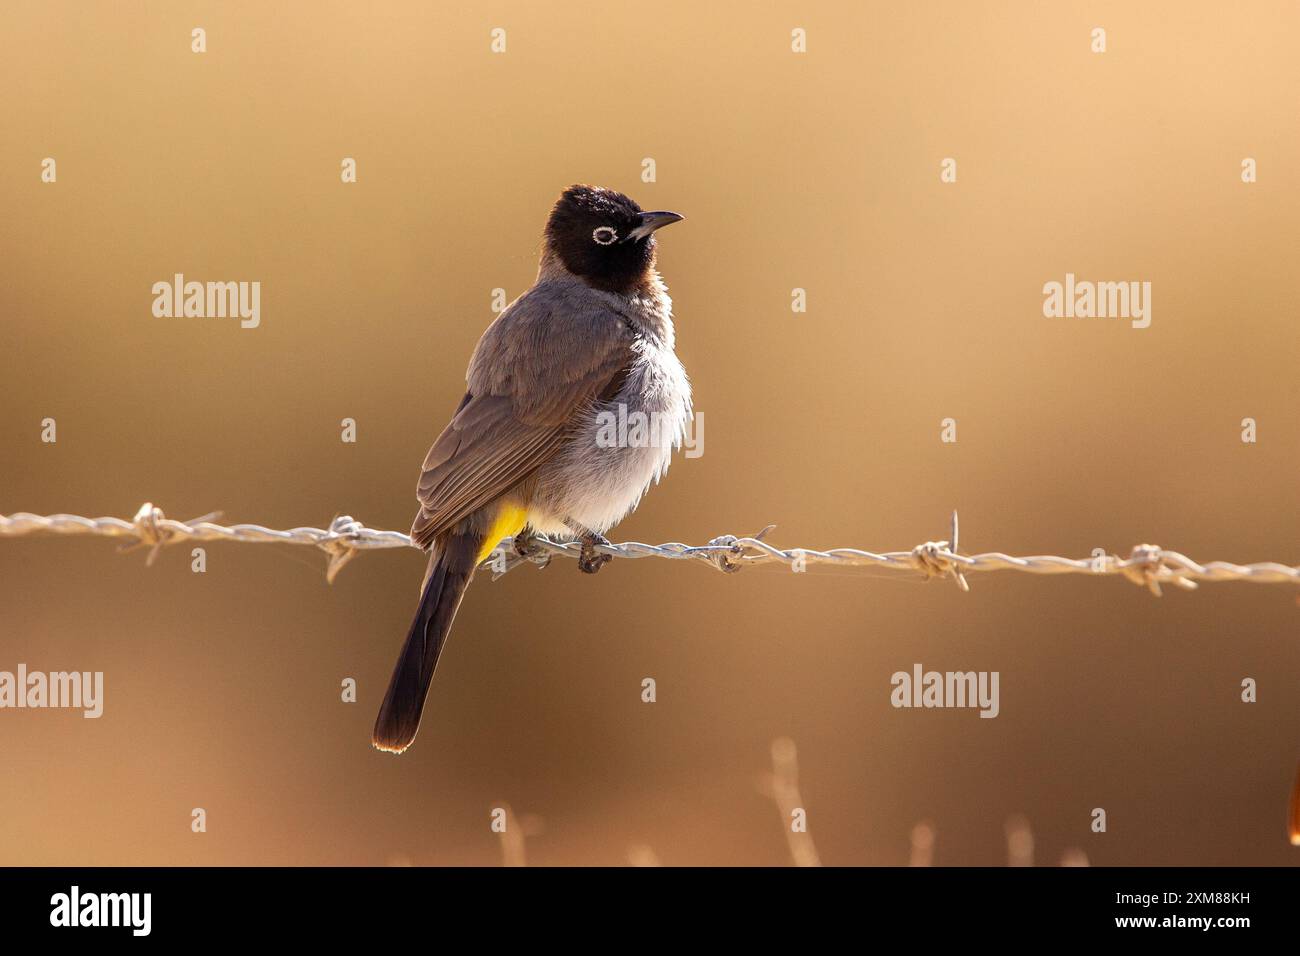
top-left (2, 1), bottom-right (1297, 865)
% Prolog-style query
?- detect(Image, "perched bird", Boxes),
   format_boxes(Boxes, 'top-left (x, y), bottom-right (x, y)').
top-left (373, 184), bottom-right (691, 754)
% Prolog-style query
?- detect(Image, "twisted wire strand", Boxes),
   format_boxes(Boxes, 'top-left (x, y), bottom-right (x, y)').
top-left (0, 503), bottom-right (1297, 594)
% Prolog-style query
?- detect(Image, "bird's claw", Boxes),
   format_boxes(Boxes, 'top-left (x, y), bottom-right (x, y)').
top-left (511, 529), bottom-right (551, 569)
top-left (578, 534), bottom-right (612, 575)
top-left (512, 528), bottom-right (536, 558)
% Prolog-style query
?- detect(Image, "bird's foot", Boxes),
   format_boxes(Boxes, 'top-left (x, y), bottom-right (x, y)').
top-left (512, 527), bottom-right (537, 557)
top-left (577, 533), bottom-right (613, 574)
top-left (510, 528), bottom-right (551, 569)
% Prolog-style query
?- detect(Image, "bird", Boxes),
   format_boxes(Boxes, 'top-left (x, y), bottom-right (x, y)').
top-left (372, 184), bottom-right (691, 754)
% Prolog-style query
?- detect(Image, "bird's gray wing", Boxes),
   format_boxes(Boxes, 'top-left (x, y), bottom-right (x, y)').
top-left (411, 287), bottom-right (634, 548)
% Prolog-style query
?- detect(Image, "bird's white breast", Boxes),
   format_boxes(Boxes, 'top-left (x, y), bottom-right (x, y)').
top-left (529, 333), bottom-right (691, 536)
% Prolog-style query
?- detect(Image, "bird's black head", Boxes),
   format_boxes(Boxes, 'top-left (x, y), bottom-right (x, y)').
top-left (543, 185), bottom-right (684, 294)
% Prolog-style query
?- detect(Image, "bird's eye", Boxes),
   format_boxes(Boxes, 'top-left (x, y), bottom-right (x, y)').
top-left (592, 226), bottom-right (618, 245)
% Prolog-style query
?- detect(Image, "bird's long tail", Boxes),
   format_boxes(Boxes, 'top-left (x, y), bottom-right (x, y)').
top-left (372, 533), bottom-right (479, 754)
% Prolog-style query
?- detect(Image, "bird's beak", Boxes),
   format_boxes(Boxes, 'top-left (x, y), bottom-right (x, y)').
top-left (626, 210), bottom-right (685, 241)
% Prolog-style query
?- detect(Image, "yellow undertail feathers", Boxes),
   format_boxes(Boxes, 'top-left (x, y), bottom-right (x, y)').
top-left (475, 504), bottom-right (529, 565)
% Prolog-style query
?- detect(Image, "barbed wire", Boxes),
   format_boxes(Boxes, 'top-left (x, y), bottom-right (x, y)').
top-left (1, 503), bottom-right (1297, 595)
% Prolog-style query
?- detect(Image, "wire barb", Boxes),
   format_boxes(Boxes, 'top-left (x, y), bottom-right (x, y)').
top-left (1, 503), bottom-right (1298, 593)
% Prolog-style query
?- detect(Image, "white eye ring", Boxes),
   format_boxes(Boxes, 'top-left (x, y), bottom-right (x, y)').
top-left (592, 226), bottom-right (618, 245)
